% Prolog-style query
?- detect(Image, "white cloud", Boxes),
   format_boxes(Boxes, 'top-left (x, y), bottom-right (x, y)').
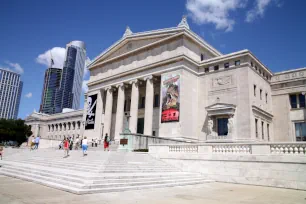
top-left (246, 0), bottom-right (272, 22)
top-left (0, 61), bottom-right (24, 74)
top-left (36, 47), bottom-right (66, 68)
top-left (25, 92), bottom-right (32, 98)
top-left (82, 80), bottom-right (89, 93)
top-left (186, 0), bottom-right (248, 32)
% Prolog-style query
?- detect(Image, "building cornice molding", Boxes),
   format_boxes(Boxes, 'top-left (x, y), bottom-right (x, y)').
top-left (252, 105), bottom-right (273, 119)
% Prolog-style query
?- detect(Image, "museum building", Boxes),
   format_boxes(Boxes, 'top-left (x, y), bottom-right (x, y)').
top-left (26, 17), bottom-right (306, 143)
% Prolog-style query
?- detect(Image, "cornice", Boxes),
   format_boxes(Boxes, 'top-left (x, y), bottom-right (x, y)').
top-left (252, 105), bottom-right (273, 119)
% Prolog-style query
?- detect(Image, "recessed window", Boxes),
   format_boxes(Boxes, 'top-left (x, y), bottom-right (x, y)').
top-left (265, 93), bottom-right (268, 104)
top-left (259, 69), bottom-right (262, 74)
top-left (254, 85), bottom-right (256, 96)
top-left (235, 60), bottom-right (240, 66)
top-left (255, 119), bottom-right (258, 138)
top-left (251, 62), bottom-right (254, 67)
top-left (295, 122), bottom-right (306, 141)
top-left (214, 65), bottom-right (219, 71)
top-left (201, 54), bottom-right (204, 61)
top-left (255, 66), bottom-right (258, 71)
top-left (299, 94), bottom-right (305, 108)
top-left (204, 68), bottom-right (209, 73)
top-left (290, 93), bottom-right (305, 109)
top-left (224, 62), bottom-right (229, 68)
top-left (260, 89), bottom-right (262, 100)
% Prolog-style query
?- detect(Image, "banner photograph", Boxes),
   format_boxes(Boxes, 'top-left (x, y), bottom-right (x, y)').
top-left (161, 73), bottom-right (180, 123)
top-left (85, 94), bottom-right (97, 130)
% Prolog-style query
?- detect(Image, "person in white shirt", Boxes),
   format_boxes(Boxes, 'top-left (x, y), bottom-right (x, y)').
top-left (82, 137), bottom-right (88, 156)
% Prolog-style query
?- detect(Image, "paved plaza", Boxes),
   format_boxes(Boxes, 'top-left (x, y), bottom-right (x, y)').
top-left (0, 175), bottom-right (305, 204)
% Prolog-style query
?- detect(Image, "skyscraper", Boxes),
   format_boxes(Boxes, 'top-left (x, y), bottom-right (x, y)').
top-left (39, 68), bottom-right (62, 114)
top-left (0, 68), bottom-right (23, 119)
top-left (55, 41), bottom-right (86, 113)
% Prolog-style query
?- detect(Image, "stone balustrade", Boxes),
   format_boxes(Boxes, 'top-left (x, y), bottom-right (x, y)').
top-left (169, 145), bottom-right (198, 153)
top-left (270, 144), bottom-right (306, 155)
top-left (150, 142), bottom-right (306, 155)
top-left (212, 145), bottom-right (251, 154)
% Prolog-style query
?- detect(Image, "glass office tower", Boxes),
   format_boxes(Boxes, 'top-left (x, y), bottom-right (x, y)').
top-left (55, 41), bottom-right (86, 113)
top-left (0, 68), bottom-right (23, 119)
top-left (39, 68), bottom-right (62, 114)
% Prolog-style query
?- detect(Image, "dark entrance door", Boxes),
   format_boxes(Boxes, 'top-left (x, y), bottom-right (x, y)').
top-left (137, 118), bottom-right (144, 134)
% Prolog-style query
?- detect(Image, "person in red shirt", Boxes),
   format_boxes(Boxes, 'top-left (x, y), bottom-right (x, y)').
top-left (63, 137), bottom-right (70, 157)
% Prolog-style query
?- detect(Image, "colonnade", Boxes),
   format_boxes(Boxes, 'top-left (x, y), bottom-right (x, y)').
top-left (101, 75), bottom-right (156, 141)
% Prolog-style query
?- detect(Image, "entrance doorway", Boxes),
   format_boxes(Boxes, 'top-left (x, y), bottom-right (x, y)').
top-left (137, 118), bottom-right (144, 134)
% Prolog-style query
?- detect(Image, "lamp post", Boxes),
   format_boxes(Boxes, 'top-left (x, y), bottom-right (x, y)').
top-left (123, 112), bottom-right (131, 133)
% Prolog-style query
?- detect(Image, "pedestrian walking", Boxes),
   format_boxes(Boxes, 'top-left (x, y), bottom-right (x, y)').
top-left (63, 137), bottom-right (70, 157)
top-left (104, 134), bottom-right (110, 151)
top-left (34, 136), bottom-right (40, 150)
top-left (82, 137), bottom-right (88, 156)
top-left (30, 137), bottom-right (35, 150)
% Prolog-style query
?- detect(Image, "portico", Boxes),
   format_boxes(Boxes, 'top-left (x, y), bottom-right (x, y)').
top-left (84, 75), bottom-right (160, 142)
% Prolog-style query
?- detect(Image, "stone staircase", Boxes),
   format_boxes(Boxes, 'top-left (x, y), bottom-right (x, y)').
top-left (0, 149), bottom-right (212, 194)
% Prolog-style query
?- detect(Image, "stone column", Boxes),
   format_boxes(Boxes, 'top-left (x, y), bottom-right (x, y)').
top-left (114, 83), bottom-right (125, 141)
top-left (144, 75), bottom-right (154, 135)
top-left (104, 87), bottom-right (113, 138)
top-left (129, 79), bottom-right (139, 133)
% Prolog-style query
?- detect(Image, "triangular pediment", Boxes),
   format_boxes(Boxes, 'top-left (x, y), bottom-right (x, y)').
top-left (88, 26), bottom-right (222, 69)
top-left (88, 30), bottom-right (181, 68)
top-left (205, 103), bottom-right (236, 116)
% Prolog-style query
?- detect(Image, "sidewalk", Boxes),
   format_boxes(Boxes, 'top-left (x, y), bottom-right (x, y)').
top-left (0, 175), bottom-right (305, 204)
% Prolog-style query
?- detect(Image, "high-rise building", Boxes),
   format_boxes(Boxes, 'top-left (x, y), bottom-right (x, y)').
top-left (55, 41), bottom-right (86, 113)
top-left (0, 68), bottom-right (23, 119)
top-left (39, 68), bottom-right (62, 114)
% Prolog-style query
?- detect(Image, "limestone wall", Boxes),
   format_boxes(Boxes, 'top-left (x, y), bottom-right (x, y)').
top-left (149, 143), bottom-right (306, 190)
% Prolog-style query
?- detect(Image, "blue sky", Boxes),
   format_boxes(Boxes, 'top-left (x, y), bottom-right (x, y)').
top-left (0, 0), bottom-right (305, 119)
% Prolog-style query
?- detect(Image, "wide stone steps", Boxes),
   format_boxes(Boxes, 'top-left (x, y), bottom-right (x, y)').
top-left (0, 168), bottom-right (211, 194)
top-left (7, 160), bottom-right (178, 173)
top-left (0, 150), bottom-right (213, 194)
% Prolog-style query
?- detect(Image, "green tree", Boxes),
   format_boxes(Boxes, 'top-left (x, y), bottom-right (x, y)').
top-left (0, 119), bottom-right (32, 146)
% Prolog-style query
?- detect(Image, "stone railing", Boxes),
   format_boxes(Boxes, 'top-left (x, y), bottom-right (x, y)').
top-left (149, 142), bottom-right (306, 155)
top-left (270, 144), bottom-right (306, 155)
top-left (212, 145), bottom-right (251, 154)
top-left (169, 145), bottom-right (198, 153)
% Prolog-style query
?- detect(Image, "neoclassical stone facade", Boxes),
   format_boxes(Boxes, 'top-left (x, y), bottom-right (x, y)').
top-left (26, 17), bottom-right (306, 143)
top-left (25, 110), bottom-right (83, 142)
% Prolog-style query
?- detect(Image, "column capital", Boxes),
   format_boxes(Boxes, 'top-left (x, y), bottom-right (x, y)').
top-left (116, 83), bottom-right (125, 89)
top-left (129, 79), bottom-right (139, 85)
top-left (104, 86), bottom-right (114, 92)
top-left (143, 75), bottom-right (153, 81)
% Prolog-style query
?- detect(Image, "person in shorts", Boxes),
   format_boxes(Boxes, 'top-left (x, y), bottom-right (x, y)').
top-left (63, 137), bottom-right (70, 157)
top-left (82, 136), bottom-right (88, 156)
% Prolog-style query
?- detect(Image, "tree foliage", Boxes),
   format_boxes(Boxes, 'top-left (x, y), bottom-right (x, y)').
top-left (0, 119), bottom-right (32, 146)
